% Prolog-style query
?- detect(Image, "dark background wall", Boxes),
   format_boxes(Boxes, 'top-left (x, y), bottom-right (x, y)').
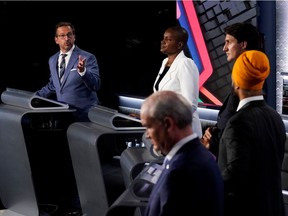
top-left (0, 1), bottom-right (177, 108)
top-left (0, 1), bottom-right (277, 110)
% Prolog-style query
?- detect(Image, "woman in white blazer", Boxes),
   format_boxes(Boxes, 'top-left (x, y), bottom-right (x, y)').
top-left (153, 26), bottom-right (202, 138)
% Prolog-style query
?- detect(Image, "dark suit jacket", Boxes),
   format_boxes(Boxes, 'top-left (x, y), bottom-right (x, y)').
top-left (36, 46), bottom-right (101, 121)
top-left (145, 138), bottom-right (224, 216)
top-left (209, 91), bottom-right (239, 158)
top-left (218, 100), bottom-right (286, 216)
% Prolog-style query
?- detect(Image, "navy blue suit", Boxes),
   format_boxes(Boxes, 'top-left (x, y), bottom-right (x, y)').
top-left (145, 138), bottom-right (224, 216)
top-left (36, 46), bottom-right (101, 121)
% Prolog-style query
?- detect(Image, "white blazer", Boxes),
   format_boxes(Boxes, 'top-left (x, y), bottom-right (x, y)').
top-left (153, 51), bottom-right (202, 137)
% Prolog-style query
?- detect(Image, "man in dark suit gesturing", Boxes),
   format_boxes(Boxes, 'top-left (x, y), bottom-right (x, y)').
top-left (140, 90), bottom-right (224, 216)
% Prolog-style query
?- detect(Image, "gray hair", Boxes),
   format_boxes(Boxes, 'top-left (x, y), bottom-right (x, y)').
top-left (142, 91), bottom-right (192, 128)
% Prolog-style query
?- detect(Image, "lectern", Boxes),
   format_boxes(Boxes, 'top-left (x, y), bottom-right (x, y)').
top-left (67, 105), bottom-right (145, 216)
top-left (0, 88), bottom-right (76, 216)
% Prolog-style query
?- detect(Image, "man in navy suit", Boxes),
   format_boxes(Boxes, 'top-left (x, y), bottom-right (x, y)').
top-left (140, 90), bottom-right (224, 216)
top-left (36, 21), bottom-right (101, 121)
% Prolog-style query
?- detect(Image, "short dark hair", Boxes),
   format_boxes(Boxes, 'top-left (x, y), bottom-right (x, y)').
top-left (55, 21), bottom-right (75, 36)
top-left (224, 22), bottom-right (262, 51)
top-left (168, 25), bottom-right (189, 44)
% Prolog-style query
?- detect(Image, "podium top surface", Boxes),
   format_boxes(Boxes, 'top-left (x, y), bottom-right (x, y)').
top-left (88, 105), bottom-right (145, 131)
top-left (1, 88), bottom-right (69, 110)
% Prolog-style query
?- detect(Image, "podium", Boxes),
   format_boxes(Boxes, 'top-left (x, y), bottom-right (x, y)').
top-left (105, 162), bottom-right (163, 216)
top-left (0, 88), bottom-right (76, 216)
top-left (67, 105), bottom-right (145, 216)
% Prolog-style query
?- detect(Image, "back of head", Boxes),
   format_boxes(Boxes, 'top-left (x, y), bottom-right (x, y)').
top-left (224, 22), bottom-right (262, 51)
top-left (232, 50), bottom-right (270, 91)
top-left (141, 91), bottom-right (192, 128)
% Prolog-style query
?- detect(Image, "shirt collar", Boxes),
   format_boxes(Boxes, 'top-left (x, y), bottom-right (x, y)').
top-left (237, 95), bottom-right (264, 111)
top-left (60, 44), bottom-right (75, 57)
top-left (165, 133), bottom-right (198, 162)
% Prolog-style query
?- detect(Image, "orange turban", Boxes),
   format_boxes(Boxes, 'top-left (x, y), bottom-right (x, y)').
top-left (232, 50), bottom-right (270, 90)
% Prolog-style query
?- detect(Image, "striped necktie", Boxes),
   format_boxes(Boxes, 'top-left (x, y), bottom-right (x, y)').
top-left (59, 54), bottom-right (67, 83)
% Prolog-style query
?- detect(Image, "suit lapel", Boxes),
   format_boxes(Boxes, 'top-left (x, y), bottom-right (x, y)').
top-left (61, 47), bottom-right (80, 86)
top-left (158, 51), bottom-right (183, 90)
top-left (51, 53), bottom-right (62, 88)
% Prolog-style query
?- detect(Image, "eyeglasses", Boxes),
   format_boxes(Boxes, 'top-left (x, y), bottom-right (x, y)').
top-left (57, 32), bottom-right (74, 39)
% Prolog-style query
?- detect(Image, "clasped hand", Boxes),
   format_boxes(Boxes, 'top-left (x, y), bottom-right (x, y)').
top-left (200, 126), bottom-right (216, 149)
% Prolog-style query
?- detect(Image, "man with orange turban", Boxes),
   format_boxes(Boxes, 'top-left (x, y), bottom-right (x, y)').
top-left (218, 50), bottom-right (286, 216)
